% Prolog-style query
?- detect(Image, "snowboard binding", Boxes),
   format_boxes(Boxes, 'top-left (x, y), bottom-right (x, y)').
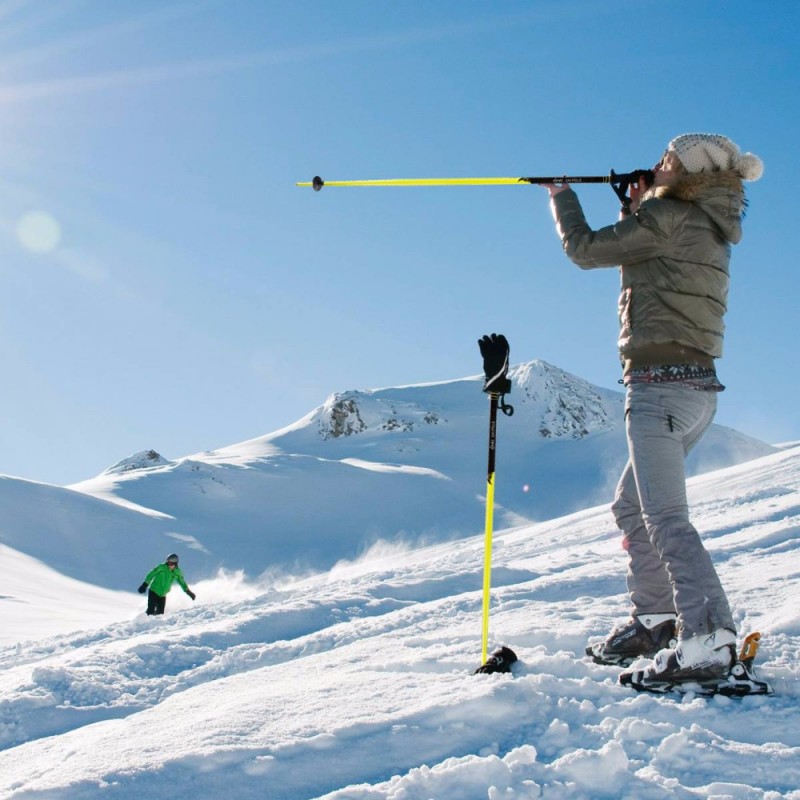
top-left (619, 632), bottom-right (773, 697)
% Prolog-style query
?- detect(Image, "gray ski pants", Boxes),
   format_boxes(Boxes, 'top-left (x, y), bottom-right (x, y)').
top-left (611, 382), bottom-right (735, 638)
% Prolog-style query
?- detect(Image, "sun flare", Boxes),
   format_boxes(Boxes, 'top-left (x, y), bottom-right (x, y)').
top-left (16, 210), bottom-right (61, 254)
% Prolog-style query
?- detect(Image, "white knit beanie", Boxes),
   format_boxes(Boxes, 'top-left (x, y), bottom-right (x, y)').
top-left (667, 133), bottom-right (764, 181)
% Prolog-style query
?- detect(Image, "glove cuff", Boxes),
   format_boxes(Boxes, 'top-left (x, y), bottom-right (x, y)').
top-left (483, 376), bottom-right (512, 395)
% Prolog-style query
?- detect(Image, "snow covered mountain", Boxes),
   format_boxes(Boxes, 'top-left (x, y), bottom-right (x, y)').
top-left (2, 442), bottom-right (799, 798)
top-left (0, 360), bottom-right (776, 593)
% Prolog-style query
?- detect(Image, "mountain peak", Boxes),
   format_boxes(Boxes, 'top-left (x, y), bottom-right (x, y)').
top-left (103, 449), bottom-right (172, 475)
top-left (312, 361), bottom-right (621, 443)
top-left (316, 390), bottom-right (444, 440)
top-left (20, 356), bottom-right (778, 582)
top-left (510, 360), bottom-right (621, 439)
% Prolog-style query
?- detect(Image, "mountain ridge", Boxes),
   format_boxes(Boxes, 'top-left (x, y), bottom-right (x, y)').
top-left (0, 359), bottom-right (777, 589)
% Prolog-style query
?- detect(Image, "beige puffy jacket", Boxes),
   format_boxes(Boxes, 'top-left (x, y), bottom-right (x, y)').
top-left (551, 171), bottom-right (746, 365)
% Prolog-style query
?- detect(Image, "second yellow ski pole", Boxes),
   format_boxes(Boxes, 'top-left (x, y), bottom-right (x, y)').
top-left (475, 334), bottom-right (514, 670)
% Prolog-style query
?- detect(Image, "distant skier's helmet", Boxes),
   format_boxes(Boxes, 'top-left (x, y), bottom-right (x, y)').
top-left (166, 554), bottom-right (179, 565)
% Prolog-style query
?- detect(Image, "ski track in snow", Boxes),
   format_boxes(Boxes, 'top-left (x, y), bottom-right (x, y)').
top-left (1, 448), bottom-right (800, 798)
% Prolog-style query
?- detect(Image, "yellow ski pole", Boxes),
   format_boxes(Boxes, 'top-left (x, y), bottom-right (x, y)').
top-left (473, 335), bottom-right (517, 675)
top-left (297, 171), bottom-right (655, 213)
top-left (481, 390), bottom-right (500, 665)
top-left (298, 176), bottom-right (537, 189)
top-left (296, 171), bottom-right (654, 191)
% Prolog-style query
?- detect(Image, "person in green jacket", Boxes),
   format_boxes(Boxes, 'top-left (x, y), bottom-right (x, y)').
top-left (138, 553), bottom-right (196, 615)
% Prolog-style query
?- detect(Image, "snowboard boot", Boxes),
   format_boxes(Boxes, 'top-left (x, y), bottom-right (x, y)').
top-left (620, 627), bottom-right (736, 688)
top-left (586, 613), bottom-right (677, 666)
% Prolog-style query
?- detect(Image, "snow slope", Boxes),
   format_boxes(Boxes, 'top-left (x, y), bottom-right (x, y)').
top-left (2, 445), bottom-right (799, 799)
top-left (4, 360), bottom-right (770, 589)
top-left (0, 546), bottom-right (140, 645)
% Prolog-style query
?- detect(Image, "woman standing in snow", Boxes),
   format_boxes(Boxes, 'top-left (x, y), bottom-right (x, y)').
top-left (138, 553), bottom-right (196, 615)
top-left (543, 134), bottom-right (763, 687)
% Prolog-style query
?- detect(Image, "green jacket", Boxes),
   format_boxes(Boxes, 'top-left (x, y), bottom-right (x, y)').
top-left (144, 563), bottom-right (191, 597)
top-left (551, 170), bottom-right (745, 362)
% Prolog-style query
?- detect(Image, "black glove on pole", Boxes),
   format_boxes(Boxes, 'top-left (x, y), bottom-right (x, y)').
top-left (475, 645), bottom-right (519, 675)
top-left (478, 333), bottom-right (512, 396)
top-left (138, 582), bottom-right (148, 594)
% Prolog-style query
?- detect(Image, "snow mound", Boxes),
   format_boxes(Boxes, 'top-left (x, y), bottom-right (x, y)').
top-left (1, 447), bottom-right (799, 799)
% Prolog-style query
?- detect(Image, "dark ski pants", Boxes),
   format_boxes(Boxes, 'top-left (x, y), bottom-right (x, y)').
top-left (146, 590), bottom-right (167, 616)
top-left (611, 383), bottom-right (734, 639)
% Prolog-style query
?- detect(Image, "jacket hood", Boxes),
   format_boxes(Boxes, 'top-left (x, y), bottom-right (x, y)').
top-left (649, 171), bottom-right (745, 245)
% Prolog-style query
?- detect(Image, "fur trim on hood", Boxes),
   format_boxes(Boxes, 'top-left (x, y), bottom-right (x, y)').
top-left (642, 170), bottom-right (746, 244)
top-left (653, 170), bottom-right (744, 203)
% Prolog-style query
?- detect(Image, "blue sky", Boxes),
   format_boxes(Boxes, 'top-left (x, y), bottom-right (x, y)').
top-left (0, 0), bottom-right (797, 485)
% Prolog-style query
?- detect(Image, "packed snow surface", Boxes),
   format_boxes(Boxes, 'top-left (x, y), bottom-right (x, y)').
top-left (2, 445), bottom-right (799, 799)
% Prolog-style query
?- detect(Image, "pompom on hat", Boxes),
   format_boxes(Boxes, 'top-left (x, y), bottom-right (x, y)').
top-left (667, 133), bottom-right (764, 181)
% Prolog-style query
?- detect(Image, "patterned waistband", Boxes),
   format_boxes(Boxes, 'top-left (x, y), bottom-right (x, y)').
top-left (621, 363), bottom-right (726, 392)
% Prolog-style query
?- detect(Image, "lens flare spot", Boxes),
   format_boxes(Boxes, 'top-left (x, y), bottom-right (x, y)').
top-left (17, 211), bottom-right (62, 254)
